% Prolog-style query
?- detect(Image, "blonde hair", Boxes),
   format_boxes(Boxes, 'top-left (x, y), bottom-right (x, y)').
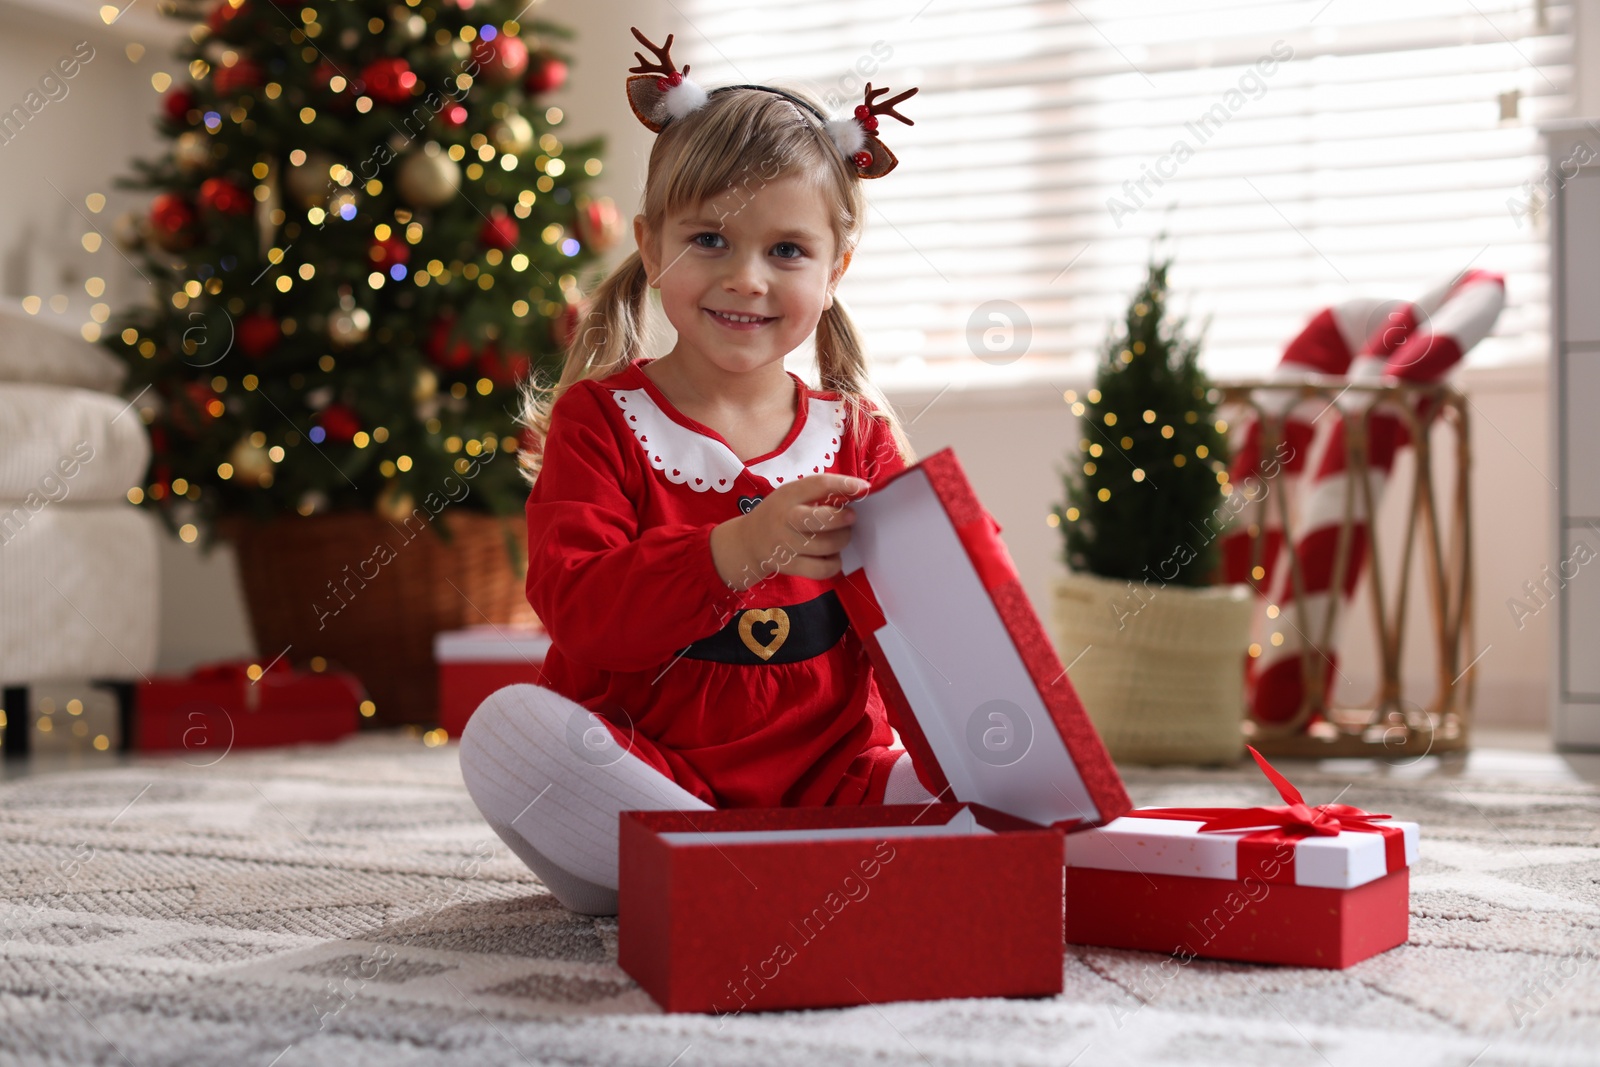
top-left (514, 85), bottom-right (913, 484)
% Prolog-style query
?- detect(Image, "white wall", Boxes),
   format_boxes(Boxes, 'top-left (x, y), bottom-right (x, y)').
top-left (0, 0), bottom-right (1558, 729)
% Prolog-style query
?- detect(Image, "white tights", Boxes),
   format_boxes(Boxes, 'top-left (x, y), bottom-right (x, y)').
top-left (457, 683), bottom-right (936, 916)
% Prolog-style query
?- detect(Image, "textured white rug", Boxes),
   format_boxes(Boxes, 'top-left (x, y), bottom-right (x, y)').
top-left (2, 735), bottom-right (1597, 1066)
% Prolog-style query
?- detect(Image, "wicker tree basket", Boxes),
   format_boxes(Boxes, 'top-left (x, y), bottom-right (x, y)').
top-left (1052, 569), bottom-right (1252, 765)
top-left (221, 511), bottom-right (535, 726)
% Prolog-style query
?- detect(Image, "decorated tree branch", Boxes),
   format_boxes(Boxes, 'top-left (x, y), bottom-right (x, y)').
top-left (103, 0), bottom-right (621, 541)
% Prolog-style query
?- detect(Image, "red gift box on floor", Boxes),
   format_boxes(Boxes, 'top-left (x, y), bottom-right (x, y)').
top-left (1064, 748), bottom-right (1419, 968)
top-left (434, 624), bottom-right (550, 737)
top-left (136, 659), bottom-right (363, 753)
top-left (618, 448), bottom-right (1132, 1014)
top-left (620, 803), bottom-right (1065, 1014)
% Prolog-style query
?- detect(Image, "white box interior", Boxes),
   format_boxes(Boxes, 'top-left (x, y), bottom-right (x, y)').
top-left (657, 805), bottom-right (997, 845)
top-left (840, 468), bottom-right (1102, 828)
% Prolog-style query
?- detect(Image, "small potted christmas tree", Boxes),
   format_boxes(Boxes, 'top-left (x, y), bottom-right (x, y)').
top-left (1050, 257), bottom-right (1252, 764)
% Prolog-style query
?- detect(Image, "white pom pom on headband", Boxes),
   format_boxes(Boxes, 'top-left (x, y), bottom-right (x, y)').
top-left (624, 27), bottom-right (917, 179)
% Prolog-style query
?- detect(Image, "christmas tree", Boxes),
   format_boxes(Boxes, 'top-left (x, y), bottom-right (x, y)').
top-left (103, 0), bottom-right (618, 540)
top-left (1054, 258), bottom-right (1230, 586)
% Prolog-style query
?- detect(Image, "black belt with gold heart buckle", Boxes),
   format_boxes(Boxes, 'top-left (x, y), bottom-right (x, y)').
top-left (678, 589), bottom-right (849, 665)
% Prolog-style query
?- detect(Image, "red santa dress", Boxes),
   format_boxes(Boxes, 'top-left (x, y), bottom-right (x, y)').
top-left (524, 356), bottom-right (910, 809)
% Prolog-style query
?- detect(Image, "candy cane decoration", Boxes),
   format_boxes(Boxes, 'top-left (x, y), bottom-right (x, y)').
top-left (1248, 270), bottom-right (1506, 727)
top-left (1219, 298), bottom-right (1394, 591)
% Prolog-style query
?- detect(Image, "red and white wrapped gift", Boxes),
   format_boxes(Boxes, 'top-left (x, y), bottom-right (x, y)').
top-left (1064, 748), bottom-right (1419, 968)
top-left (434, 623), bottom-right (550, 737)
top-left (618, 448), bottom-right (1131, 1014)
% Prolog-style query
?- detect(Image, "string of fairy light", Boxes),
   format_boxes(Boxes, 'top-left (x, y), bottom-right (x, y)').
top-left (1045, 396), bottom-right (1231, 526)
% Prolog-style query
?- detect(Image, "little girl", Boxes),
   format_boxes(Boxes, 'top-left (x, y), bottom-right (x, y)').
top-left (459, 29), bottom-right (937, 916)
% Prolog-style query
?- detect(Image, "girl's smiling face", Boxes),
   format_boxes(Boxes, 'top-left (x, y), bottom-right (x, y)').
top-left (637, 173), bottom-right (847, 377)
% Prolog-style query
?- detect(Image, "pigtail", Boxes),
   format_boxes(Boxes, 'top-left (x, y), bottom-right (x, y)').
top-left (514, 250), bottom-right (653, 484)
top-left (815, 297), bottom-right (915, 469)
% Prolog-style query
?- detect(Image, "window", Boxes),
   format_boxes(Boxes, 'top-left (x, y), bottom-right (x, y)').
top-left (676, 0), bottom-right (1572, 389)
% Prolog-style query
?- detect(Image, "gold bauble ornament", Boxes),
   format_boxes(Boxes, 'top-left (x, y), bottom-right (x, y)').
top-left (229, 437), bottom-right (273, 484)
top-left (111, 211), bottom-right (146, 252)
top-left (413, 367), bottom-right (438, 402)
top-left (286, 150), bottom-right (337, 208)
top-left (375, 478), bottom-right (416, 521)
top-left (174, 131), bottom-right (212, 175)
top-left (489, 114), bottom-right (534, 156)
top-left (396, 143), bottom-right (461, 208)
top-left (328, 292), bottom-right (370, 346)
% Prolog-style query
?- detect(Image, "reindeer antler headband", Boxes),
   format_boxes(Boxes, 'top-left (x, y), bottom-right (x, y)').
top-left (624, 27), bottom-right (917, 179)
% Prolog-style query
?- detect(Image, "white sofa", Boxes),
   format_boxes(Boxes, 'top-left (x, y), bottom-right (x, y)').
top-left (0, 298), bottom-right (158, 756)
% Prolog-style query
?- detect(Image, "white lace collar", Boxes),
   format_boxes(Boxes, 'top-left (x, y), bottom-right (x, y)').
top-left (608, 380), bottom-right (846, 494)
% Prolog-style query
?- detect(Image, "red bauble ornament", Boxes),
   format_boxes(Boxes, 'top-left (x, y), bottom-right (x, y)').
top-left (236, 310), bottom-right (281, 359)
top-left (478, 212), bottom-right (519, 251)
top-left (523, 55), bottom-right (568, 95)
top-left (440, 103), bottom-right (468, 128)
top-left (552, 302), bottom-right (581, 348)
top-left (164, 86), bottom-right (197, 123)
top-left (851, 150), bottom-right (872, 169)
top-left (208, 0), bottom-right (246, 35)
top-left (368, 235), bottom-right (410, 271)
top-left (170, 381), bottom-right (219, 435)
top-left (361, 58), bottom-right (417, 105)
top-left (575, 196), bottom-right (622, 252)
top-left (199, 176), bottom-right (252, 216)
top-left (425, 316), bottom-right (473, 370)
top-left (149, 193), bottom-right (198, 251)
top-left (318, 404), bottom-right (361, 444)
top-left (213, 58), bottom-right (264, 95)
top-left (479, 35), bottom-right (529, 86)
top-left (476, 342), bottom-right (531, 386)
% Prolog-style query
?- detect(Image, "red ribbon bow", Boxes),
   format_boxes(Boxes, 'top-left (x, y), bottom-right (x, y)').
top-left (1133, 746), bottom-right (1405, 883)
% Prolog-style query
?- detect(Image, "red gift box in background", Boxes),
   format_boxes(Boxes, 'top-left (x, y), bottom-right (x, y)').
top-left (434, 624), bottom-right (550, 737)
top-left (1064, 748), bottom-right (1418, 968)
top-left (619, 448), bottom-right (1131, 1014)
top-left (619, 803), bottom-right (1065, 1014)
top-left (136, 659), bottom-right (364, 753)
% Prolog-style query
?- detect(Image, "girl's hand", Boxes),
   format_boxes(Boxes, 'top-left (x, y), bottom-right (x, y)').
top-left (709, 474), bottom-right (871, 590)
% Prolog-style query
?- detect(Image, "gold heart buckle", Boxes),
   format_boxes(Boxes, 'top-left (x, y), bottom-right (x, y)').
top-left (737, 608), bottom-right (791, 661)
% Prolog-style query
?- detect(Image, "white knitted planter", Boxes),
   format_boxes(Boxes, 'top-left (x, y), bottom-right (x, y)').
top-left (1051, 569), bottom-right (1252, 765)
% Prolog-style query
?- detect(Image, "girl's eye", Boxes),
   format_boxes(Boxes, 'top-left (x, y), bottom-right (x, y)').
top-left (772, 242), bottom-right (805, 260)
top-left (691, 232), bottom-right (725, 249)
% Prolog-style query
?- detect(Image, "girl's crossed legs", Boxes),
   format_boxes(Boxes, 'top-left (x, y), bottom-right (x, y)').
top-left (458, 684), bottom-right (936, 916)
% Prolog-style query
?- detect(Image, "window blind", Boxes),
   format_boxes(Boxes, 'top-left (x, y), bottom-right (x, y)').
top-left (673, 0), bottom-right (1572, 390)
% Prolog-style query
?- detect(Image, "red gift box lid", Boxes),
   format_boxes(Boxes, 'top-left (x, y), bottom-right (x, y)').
top-left (835, 448), bottom-right (1131, 832)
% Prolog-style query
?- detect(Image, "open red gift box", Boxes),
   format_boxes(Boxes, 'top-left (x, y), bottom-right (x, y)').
top-left (620, 802), bottom-right (1065, 1014)
top-left (1064, 749), bottom-right (1420, 968)
top-left (618, 449), bottom-right (1132, 1014)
